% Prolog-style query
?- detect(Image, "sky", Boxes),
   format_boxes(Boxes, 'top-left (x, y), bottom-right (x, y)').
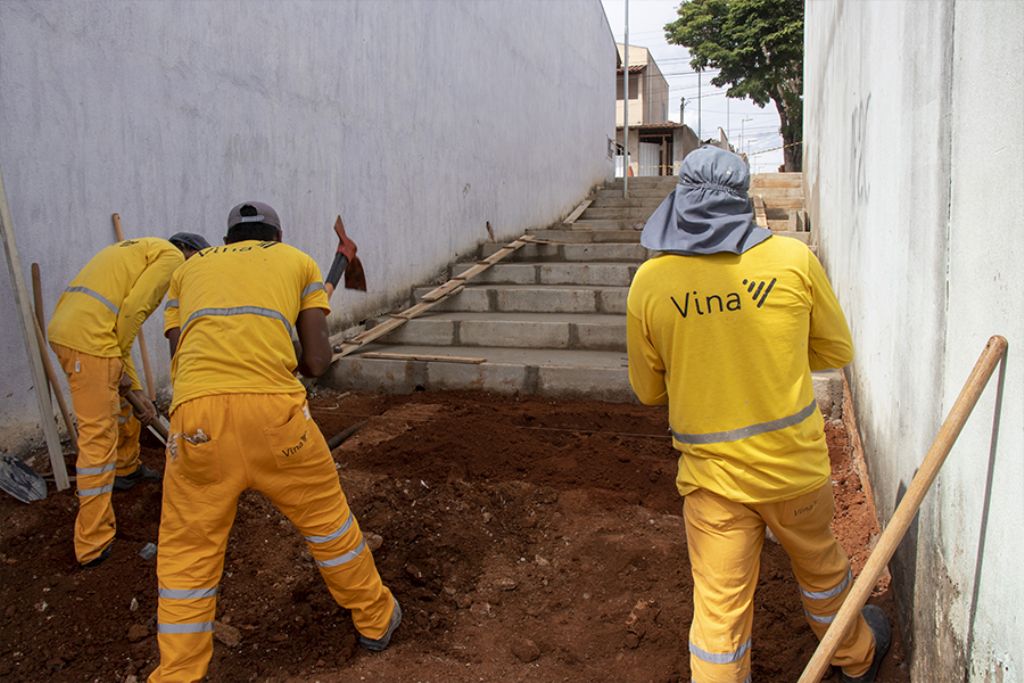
top-left (600, 0), bottom-right (785, 172)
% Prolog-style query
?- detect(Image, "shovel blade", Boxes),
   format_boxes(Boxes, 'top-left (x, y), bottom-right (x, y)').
top-left (0, 455), bottom-right (48, 503)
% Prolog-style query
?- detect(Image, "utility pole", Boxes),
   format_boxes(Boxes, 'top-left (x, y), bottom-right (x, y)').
top-left (623, 0), bottom-right (629, 198)
top-left (727, 97), bottom-right (731, 141)
top-left (679, 96), bottom-right (686, 124)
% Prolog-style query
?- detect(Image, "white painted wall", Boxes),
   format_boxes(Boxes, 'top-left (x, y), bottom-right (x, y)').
top-left (804, 1), bottom-right (1023, 679)
top-left (0, 0), bottom-right (615, 452)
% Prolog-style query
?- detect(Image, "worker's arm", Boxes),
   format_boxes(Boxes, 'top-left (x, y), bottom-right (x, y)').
top-left (294, 256), bottom-right (332, 377)
top-left (163, 269), bottom-right (182, 358)
top-left (295, 308), bottom-right (332, 377)
top-left (116, 246), bottom-right (184, 364)
top-left (626, 305), bottom-right (669, 406)
top-left (807, 250), bottom-right (854, 370)
top-left (167, 328), bottom-right (181, 358)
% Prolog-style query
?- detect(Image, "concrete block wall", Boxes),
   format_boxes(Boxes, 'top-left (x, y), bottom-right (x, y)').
top-left (0, 0), bottom-right (616, 452)
top-left (804, 1), bottom-right (1023, 679)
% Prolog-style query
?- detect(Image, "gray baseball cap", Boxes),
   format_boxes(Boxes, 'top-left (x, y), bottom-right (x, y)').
top-left (227, 201), bottom-right (281, 231)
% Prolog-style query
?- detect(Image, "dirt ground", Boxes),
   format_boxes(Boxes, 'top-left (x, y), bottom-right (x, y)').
top-left (0, 389), bottom-right (909, 682)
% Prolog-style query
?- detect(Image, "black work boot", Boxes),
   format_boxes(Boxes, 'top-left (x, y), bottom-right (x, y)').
top-left (839, 604), bottom-right (892, 682)
top-left (357, 599), bottom-right (402, 652)
top-left (113, 463), bottom-right (162, 491)
top-left (80, 543), bottom-right (113, 569)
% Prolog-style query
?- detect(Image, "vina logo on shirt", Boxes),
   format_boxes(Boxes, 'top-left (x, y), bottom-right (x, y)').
top-left (670, 277), bottom-right (777, 318)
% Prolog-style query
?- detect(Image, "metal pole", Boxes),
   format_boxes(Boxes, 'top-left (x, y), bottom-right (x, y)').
top-left (697, 67), bottom-right (702, 141)
top-left (727, 97), bottom-right (731, 140)
top-left (623, 0), bottom-right (629, 198)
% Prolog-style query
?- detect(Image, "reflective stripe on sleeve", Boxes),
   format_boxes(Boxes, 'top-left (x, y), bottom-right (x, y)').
top-left (689, 638), bottom-right (752, 665)
top-left (65, 286), bottom-right (118, 314)
top-left (157, 621), bottom-right (213, 634)
top-left (305, 514), bottom-right (354, 544)
top-left (165, 299), bottom-right (179, 311)
top-left (77, 463), bottom-right (116, 476)
top-left (671, 399), bottom-right (817, 445)
top-left (77, 484), bottom-right (114, 497)
top-left (181, 306), bottom-right (293, 335)
top-left (301, 282), bottom-right (326, 298)
top-left (316, 537), bottom-right (366, 568)
top-left (801, 568), bottom-right (852, 600)
top-left (159, 587), bottom-right (218, 600)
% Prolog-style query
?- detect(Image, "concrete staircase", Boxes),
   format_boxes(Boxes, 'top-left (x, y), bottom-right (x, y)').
top-left (325, 174), bottom-right (841, 417)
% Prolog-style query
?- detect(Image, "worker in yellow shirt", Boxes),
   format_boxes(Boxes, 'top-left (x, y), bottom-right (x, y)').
top-left (48, 233), bottom-right (210, 568)
top-left (627, 147), bottom-right (890, 683)
top-left (149, 202), bottom-right (398, 682)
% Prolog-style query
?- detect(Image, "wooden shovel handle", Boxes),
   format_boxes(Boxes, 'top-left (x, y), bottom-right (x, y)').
top-left (111, 213), bottom-right (157, 401)
top-left (799, 335), bottom-right (1008, 683)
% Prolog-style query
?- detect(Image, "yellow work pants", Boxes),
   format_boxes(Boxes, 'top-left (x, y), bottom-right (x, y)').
top-left (683, 484), bottom-right (875, 682)
top-left (149, 393), bottom-right (394, 683)
top-left (52, 344), bottom-right (142, 564)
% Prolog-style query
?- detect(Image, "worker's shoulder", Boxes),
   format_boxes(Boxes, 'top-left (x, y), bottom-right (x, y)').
top-left (751, 233), bottom-right (814, 267)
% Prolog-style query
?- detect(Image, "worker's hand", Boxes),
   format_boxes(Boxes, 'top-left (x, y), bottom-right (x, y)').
top-left (118, 372), bottom-right (133, 396)
top-left (128, 390), bottom-right (158, 425)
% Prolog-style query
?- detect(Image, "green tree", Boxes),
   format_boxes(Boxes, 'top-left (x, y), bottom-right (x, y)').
top-left (665, 0), bottom-right (803, 171)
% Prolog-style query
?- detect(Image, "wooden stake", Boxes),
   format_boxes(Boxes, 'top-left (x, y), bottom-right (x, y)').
top-left (0, 166), bottom-right (69, 490)
top-left (32, 316), bottom-right (78, 448)
top-left (798, 335), bottom-right (1009, 683)
top-left (30, 263), bottom-right (77, 450)
top-left (111, 213), bottom-right (157, 400)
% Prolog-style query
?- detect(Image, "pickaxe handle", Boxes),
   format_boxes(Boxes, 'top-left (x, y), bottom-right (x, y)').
top-left (325, 215), bottom-right (359, 296)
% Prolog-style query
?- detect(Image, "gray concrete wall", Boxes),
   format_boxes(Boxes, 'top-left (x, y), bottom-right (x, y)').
top-left (0, 0), bottom-right (615, 452)
top-left (804, 1), bottom-right (1023, 679)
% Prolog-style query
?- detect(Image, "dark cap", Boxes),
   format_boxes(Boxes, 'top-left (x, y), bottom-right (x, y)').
top-left (227, 201), bottom-right (281, 231)
top-left (169, 232), bottom-right (211, 251)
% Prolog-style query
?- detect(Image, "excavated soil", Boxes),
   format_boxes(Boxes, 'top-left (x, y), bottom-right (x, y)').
top-left (0, 389), bottom-right (908, 682)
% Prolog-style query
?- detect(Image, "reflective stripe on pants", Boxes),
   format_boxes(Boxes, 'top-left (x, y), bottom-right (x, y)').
top-left (683, 485), bottom-right (875, 682)
top-left (52, 344), bottom-right (123, 564)
top-left (149, 392), bottom-right (393, 683)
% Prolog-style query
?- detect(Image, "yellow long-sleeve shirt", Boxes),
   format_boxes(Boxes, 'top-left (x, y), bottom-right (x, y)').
top-left (626, 235), bottom-right (853, 503)
top-left (48, 238), bottom-right (184, 388)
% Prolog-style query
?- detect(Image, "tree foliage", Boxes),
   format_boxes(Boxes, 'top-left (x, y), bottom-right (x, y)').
top-left (665, 0), bottom-right (804, 170)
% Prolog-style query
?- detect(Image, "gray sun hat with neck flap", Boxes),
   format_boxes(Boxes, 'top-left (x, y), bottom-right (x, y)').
top-left (639, 145), bottom-right (771, 256)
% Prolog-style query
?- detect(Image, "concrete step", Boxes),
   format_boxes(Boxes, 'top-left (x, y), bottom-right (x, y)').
top-left (412, 284), bottom-right (629, 314)
top-left (604, 178), bottom-right (678, 189)
top-left (325, 343), bottom-right (845, 416)
top-left (580, 206), bottom-right (660, 220)
top-left (596, 188), bottom-right (674, 200)
top-left (570, 219), bottom-right (647, 231)
top-left (589, 197), bottom-right (667, 209)
top-left (528, 228), bottom-right (642, 243)
top-left (377, 311), bottom-right (625, 351)
top-left (479, 241), bottom-right (648, 262)
top-left (451, 261), bottom-right (637, 287)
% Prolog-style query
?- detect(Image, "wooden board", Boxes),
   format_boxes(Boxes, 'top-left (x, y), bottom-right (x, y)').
top-left (358, 352), bottom-right (485, 364)
top-left (562, 199), bottom-right (592, 225)
top-left (0, 167), bottom-right (69, 490)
